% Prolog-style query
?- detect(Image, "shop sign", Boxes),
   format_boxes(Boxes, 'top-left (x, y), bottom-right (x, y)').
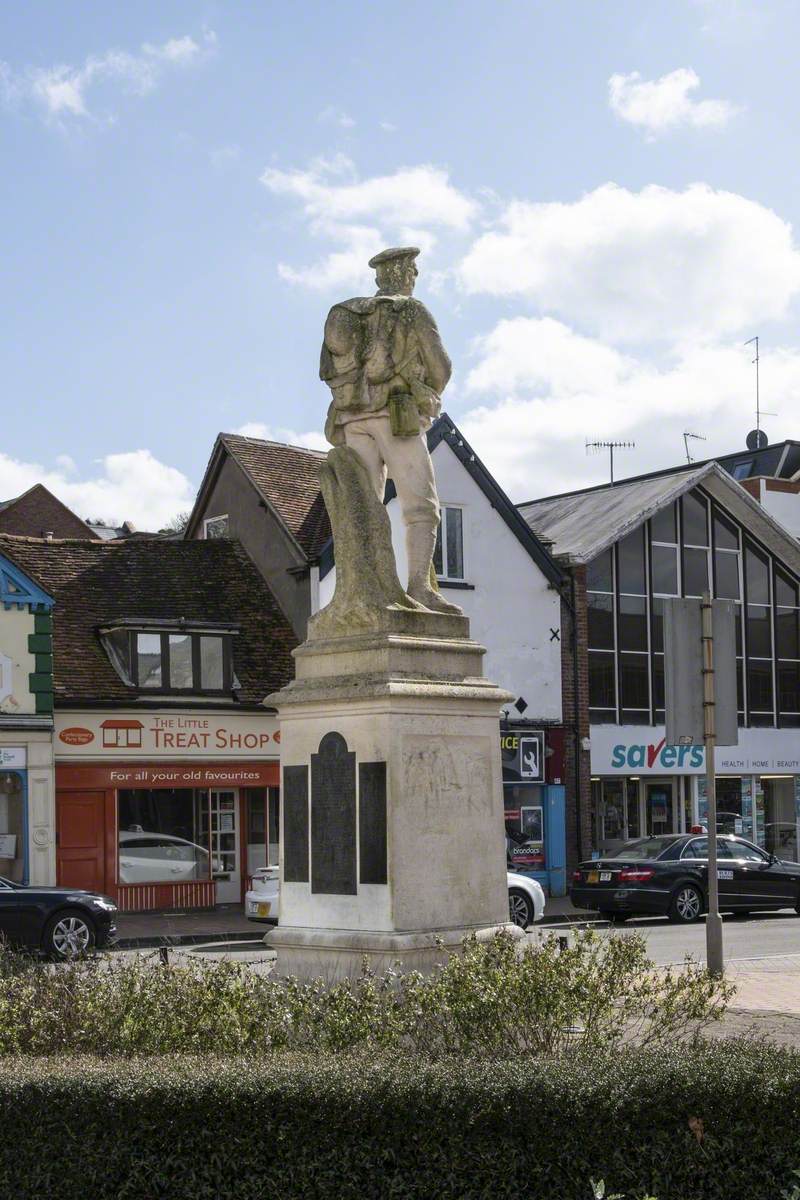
top-left (501, 730), bottom-right (545, 784)
top-left (592, 726), bottom-right (800, 777)
top-left (54, 711), bottom-right (279, 760)
top-left (0, 748), bottom-right (25, 769)
top-left (56, 761), bottom-right (279, 789)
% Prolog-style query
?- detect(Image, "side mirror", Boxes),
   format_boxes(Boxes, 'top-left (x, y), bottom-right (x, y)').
top-left (768, 853), bottom-right (779, 865)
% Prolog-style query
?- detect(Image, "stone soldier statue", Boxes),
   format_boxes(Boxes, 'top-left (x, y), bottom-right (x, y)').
top-left (320, 246), bottom-right (460, 615)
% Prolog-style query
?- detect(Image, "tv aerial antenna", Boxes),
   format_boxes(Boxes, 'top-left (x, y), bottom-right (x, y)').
top-left (586, 439), bottom-right (635, 484)
top-left (744, 336), bottom-right (775, 450)
top-left (683, 431), bottom-right (706, 464)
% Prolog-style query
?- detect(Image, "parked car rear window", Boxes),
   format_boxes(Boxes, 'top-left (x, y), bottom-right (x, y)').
top-left (609, 836), bottom-right (682, 860)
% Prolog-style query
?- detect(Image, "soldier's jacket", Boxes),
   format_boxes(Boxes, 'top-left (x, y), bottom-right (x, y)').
top-left (319, 294), bottom-right (452, 444)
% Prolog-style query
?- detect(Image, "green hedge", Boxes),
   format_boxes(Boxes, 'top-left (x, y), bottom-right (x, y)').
top-left (1, 1042), bottom-right (799, 1199)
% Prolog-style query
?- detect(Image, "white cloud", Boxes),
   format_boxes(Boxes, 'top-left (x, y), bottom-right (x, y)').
top-left (458, 316), bottom-right (799, 498)
top-left (235, 423), bottom-right (327, 452)
top-left (2, 29), bottom-right (216, 124)
top-left (0, 449), bottom-right (196, 529)
top-left (458, 183), bottom-right (800, 343)
top-left (318, 104), bottom-right (355, 128)
top-left (262, 158), bottom-right (477, 232)
top-left (608, 67), bottom-right (739, 138)
top-left (379, 120), bottom-right (397, 133)
top-left (262, 157), bottom-right (477, 290)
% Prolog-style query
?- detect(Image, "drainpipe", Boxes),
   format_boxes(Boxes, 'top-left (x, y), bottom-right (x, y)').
top-left (559, 571), bottom-right (585, 864)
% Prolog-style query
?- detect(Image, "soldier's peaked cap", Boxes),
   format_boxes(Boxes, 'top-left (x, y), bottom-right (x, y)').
top-left (368, 246), bottom-right (420, 268)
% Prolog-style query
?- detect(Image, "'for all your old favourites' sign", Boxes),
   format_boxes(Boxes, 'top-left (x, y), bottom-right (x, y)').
top-left (54, 710), bottom-right (279, 760)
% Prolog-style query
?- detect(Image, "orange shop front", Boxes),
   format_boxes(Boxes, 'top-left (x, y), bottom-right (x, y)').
top-left (54, 710), bottom-right (280, 911)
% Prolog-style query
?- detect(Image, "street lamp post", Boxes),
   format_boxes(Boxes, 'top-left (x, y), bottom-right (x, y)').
top-left (702, 591), bottom-right (724, 976)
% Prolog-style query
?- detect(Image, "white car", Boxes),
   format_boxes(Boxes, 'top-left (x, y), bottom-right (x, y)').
top-left (245, 867), bottom-right (545, 930)
top-left (118, 830), bottom-right (216, 885)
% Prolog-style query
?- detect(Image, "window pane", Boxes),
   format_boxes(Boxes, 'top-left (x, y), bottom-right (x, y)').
top-left (652, 655), bottom-right (664, 709)
top-left (445, 507), bottom-right (464, 578)
top-left (775, 570), bottom-right (799, 609)
top-left (204, 515), bottom-right (229, 539)
top-left (714, 551), bottom-right (740, 600)
top-left (713, 510), bottom-right (739, 551)
top-left (589, 708), bottom-right (617, 724)
top-left (776, 609), bottom-right (800, 659)
top-left (617, 529), bottom-right (646, 595)
top-left (587, 548), bottom-right (613, 592)
top-left (619, 653), bottom-right (649, 709)
top-left (737, 659), bottom-right (744, 712)
top-left (683, 547), bottom-right (709, 597)
top-left (169, 634), bottom-right (193, 689)
top-left (118, 789), bottom-right (209, 884)
top-left (651, 598), bottom-right (664, 652)
top-left (682, 491), bottom-right (708, 546)
top-left (652, 545), bottom-right (678, 595)
top-left (778, 663), bottom-right (800, 714)
top-left (651, 503), bottom-right (677, 544)
top-left (618, 596), bottom-right (647, 651)
top-left (589, 651), bottom-right (616, 708)
top-left (200, 637), bottom-right (224, 690)
top-left (745, 545), bottom-right (770, 605)
top-left (747, 660), bottom-right (773, 712)
top-left (136, 633), bottom-right (162, 688)
top-left (433, 522), bottom-right (443, 576)
top-left (587, 593), bottom-right (614, 650)
top-left (746, 605), bottom-right (771, 658)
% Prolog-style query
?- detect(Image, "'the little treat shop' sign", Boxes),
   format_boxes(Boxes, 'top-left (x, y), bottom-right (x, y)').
top-left (54, 710), bottom-right (279, 760)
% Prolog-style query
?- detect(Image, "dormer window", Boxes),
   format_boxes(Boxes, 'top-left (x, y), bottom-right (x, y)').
top-left (100, 622), bottom-right (237, 695)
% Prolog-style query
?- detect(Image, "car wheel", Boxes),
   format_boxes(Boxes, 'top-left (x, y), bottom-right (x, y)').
top-left (600, 911), bottom-right (628, 924)
top-left (668, 884), bottom-right (704, 924)
top-left (508, 888), bottom-right (535, 929)
top-left (43, 910), bottom-right (96, 960)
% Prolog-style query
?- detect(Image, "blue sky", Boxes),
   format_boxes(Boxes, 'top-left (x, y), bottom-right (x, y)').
top-left (3, 1), bottom-right (800, 527)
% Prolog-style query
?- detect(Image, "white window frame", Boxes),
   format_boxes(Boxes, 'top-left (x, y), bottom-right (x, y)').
top-left (434, 505), bottom-right (466, 582)
top-left (203, 514), bottom-right (230, 540)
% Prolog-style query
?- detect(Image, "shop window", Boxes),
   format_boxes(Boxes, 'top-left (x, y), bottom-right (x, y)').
top-left (651, 545), bottom-right (678, 596)
top-left (587, 593), bottom-right (614, 649)
top-left (504, 785), bottom-right (545, 868)
top-left (714, 550), bottom-right (740, 600)
top-left (204, 515), bottom-right (229, 539)
top-left (118, 789), bottom-right (211, 885)
top-left (617, 528), bottom-right (646, 595)
top-left (618, 596), bottom-right (647, 651)
top-left (746, 605), bottom-right (772, 658)
top-left (650, 503), bottom-right (677, 544)
top-left (433, 507), bottom-right (464, 581)
top-left (102, 628), bottom-right (235, 695)
top-left (682, 491), bottom-right (709, 547)
top-left (245, 787), bottom-right (280, 874)
top-left (682, 547), bottom-right (709, 597)
top-left (587, 548), bottom-right (613, 593)
top-left (0, 770), bottom-right (25, 883)
top-left (619, 653), bottom-right (649, 710)
top-left (745, 544), bottom-right (770, 606)
top-left (588, 651), bottom-right (616, 709)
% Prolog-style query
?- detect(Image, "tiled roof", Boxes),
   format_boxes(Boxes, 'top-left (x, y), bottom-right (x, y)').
top-left (0, 535), bottom-right (297, 706)
top-left (221, 434), bottom-right (331, 557)
top-left (0, 484), bottom-right (99, 540)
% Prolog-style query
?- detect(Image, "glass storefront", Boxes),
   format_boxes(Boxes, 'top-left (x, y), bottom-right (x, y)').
top-left (0, 769), bottom-right (26, 883)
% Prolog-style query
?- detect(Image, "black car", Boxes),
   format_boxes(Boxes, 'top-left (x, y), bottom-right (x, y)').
top-left (571, 834), bottom-right (800, 924)
top-left (0, 876), bottom-right (118, 958)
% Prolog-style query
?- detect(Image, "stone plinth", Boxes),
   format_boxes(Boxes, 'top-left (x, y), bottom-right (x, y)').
top-left (264, 610), bottom-right (518, 981)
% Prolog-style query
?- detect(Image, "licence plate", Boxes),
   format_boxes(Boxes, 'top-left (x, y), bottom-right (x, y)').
top-left (600, 871), bottom-right (612, 882)
top-left (587, 871), bottom-right (599, 884)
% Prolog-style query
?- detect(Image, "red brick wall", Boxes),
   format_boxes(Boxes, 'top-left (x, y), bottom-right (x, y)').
top-left (560, 564), bottom-right (592, 870)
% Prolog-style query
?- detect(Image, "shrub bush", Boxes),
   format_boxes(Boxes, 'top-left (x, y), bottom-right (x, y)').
top-left (0, 1042), bottom-right (798, 1200)
top-left (0, 929), bottom-right (733, 1057)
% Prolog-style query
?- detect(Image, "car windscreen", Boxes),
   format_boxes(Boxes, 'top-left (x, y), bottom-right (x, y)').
top-left (607, 836), bottom-right (682, 861)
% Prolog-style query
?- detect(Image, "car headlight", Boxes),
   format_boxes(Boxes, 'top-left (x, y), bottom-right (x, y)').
top-left (91, 898), bottom-right (118, 912)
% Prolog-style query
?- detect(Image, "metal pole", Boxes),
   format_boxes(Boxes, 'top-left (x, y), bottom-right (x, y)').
top-left (702, 592), bottom-right (724, 976)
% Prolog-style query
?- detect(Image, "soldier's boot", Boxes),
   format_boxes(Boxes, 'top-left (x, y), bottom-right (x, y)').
top-left (405, 521), bottom-right (463, 615)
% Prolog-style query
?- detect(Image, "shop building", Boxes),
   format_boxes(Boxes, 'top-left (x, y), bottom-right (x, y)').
top-left (0, 551), bottom-right (57, 886)
top-left (0, 534), bottom-right (296, 909)
top-left (520, 460), bottom-right (800, 861)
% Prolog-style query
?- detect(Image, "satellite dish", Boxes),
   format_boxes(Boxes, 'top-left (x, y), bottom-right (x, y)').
top-left (746, 428), bottom-right (768, 451)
